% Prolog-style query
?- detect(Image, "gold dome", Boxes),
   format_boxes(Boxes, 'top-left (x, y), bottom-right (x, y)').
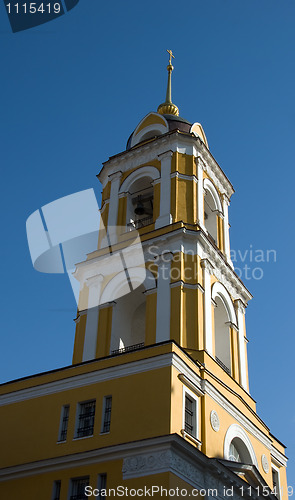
top-left (157, 102), bottom-right (179, 117)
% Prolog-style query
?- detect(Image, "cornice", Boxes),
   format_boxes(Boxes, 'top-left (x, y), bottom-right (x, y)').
top-left (97, 132), bottom-right (234, 198)
top-left (270, 447), bottom-right (288, 468)
top-left (0, 434), bottom-right (254, 494)
top-left (0, 353), bottom-right (175, 407)
top-left (142, 227), bottom-right (252, 304)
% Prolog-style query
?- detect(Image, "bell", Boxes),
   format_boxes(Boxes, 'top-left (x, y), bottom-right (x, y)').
top-left (134, 199), bottom-right (145, 215)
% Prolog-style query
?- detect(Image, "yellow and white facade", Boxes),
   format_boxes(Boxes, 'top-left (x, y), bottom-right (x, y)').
top-left (0, 60), bottom-right (289, 499)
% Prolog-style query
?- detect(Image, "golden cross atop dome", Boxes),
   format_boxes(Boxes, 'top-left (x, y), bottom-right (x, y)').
top-left (167, 49), bottom-right (175, 66)
top-left (157, 49), bottom-right (179, 117)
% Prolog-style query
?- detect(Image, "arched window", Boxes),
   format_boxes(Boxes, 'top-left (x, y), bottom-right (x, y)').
top-left (110, 284), bottom-right (146, 353)
top-left (107, 269), bottom-right (156, 354)
top-left (212, 282), bottom-right (237, 375)
top-left (224, 424), bottom-right (258, 468)
top-left (214, 296), bottom-right (231, 374)
top-left (203, 179), bottom-right (222, 246)
top-left (127, 176), bottom-right (154, 230)
top-left (119, 167), bottom-right (160, 230)
top-left (229, 438), bottom-right (252, 463)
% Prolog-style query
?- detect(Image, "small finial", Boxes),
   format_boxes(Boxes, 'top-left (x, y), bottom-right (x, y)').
top-left (167, 49), bottom-right (175, 66)
top-left (157, 49), bottom-right (179, 117)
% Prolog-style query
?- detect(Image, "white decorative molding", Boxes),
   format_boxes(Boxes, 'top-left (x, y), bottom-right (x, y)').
top-left (234, 299), bottom-right (248, 390)
top-left (119, 165), bottom-right (160, 194)
top-left (178, 373), bottom-right (204, 397)
top-left (203, 178), bottom-right (223, 213)
top-left (82, 274), bottom-right (104, 361)
top-left (221, 192), bottom-right (233, 267)
top-left (98, 132), bottom-right (234, 201)
top-left (170, 280), bottom-right (204, 292)
top-left (107, 171), bottom-right (122, 231)
top-left (271, 447), bottom-right (288, 468)
top-left (122, 449), bottom-right (204, 488)
top-left (0, 435), bottom-right (189, 481)
top-left (201, 258), bottom-right (214, 356)
top-left (156, 256), bottom-right (172, 343)
top-left (203, 379), bottom-right (272, 451)
top-left (197, 149), bottom-right (234, 200)
top-left (261, 454), bottom-right (269, 474)
top-left (130, 112), bottom-right (169, 148)
top-left (224, 423), bottom-right (258, 469)
top-left (155, 150), bottom-right (173, 230)
top-left (211, 281), bottom-right (237, 327)
top-left (210, 410), bottom-right (220, 432)
top-left (170, 171), bottom-right (198, 184)
top-left (0, 353), bottom-right (176, 407)
top-left (180, 429), bottom-right (202, 449)
top-left (200, 258), bottom-right (214, 275)
top-left (0, 347), bottom-right (276, 464)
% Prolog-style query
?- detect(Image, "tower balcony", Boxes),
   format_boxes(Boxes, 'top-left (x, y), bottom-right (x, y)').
top-left (111, 342), bottom-right (145, 356)
top-left (127, 216), bottom-right (153, 230)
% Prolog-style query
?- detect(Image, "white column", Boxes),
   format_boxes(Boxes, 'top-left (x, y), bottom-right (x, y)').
top-left (82, 274), bottom-right (104, 362)
top-left (156, 253), bottom-right (172, 343)
top-left (197, 157), bottom-right (205, 231)
top-left (107, 171), bottom-right (122, 229)
top-left (222, 194), bottom-right (233, 268)
top-left (235, 299), bottom-right (248, 390)
top-left (201, 259), bottom-right (214, 356)
top-left (155, 151), bottom-right (173, 229)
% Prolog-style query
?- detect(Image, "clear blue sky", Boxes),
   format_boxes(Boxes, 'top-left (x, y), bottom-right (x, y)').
top-left (0, 0), bottom-right (294, 485)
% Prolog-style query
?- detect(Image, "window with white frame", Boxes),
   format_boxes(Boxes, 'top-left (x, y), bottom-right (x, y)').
top-left (75, 400), bottom-right (96, 438)
top-left (52, 480), bottom-right (61, 500)
top-left (58, 404), bottom-right (70, 442)
top-left (126, 177), bottom-right (154, 230)
top-left (97, 474), bottom-right (107, 500)
top-left (69, 477), bottom-right (89, 500)
top-left (183, 388), bottom-right (198, 439)
top-left (101, 396), bottom-right (112, 434)
top-left (272, 466), bottom-right (281, 499)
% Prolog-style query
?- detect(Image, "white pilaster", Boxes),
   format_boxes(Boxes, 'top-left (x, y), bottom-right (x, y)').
top-left (156, 253), bottom-right (172, 343)
top-left (222, 194), bottom-right (233, 268)
top-left (155, 151), bottom-right (173, 229)
top-left (197, 158), bottom-right (205, 231)
top-left (82, 274), bottom-right (104, 362)
top-left (107, 171), bottom-right (122, 230)
top-left (201, 259), bottom-right (214, 356)
top-left (235, 299), bottom-right (248, 390)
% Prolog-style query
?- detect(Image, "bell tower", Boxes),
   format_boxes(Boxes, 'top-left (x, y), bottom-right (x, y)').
top-left (0, 53), bottom-right (289, 498)
top-left (72, 51), bottom-right (250, 395)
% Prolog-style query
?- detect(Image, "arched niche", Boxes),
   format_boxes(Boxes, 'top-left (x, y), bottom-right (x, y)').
top-left (108, 269), bottom-right (156, 353)
top-left (130, 113), bottom-right (169, 148)
top-left (119, 166), bottom-right (160, 230)
top-left (212, 282), bottom-right (237, 374)
top-left (204, 178), bottom-right (223, 245)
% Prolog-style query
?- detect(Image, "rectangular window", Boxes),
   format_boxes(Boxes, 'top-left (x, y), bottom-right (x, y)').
top-left (58, 405), bottom-right (70, 442)
top-left (76, 400), bottom-right (96, 438)
top-left (97, 474), bottom-right (107, 500)
top-left (185, 395), bottom-right (194, 435)
top-left (183, 388), bottom-right (198, 439)
top-left (272, 467), bottom-right (281, 499)
top-left (101, 396), bottom-right (112, 434)
top-left (52, 480), bottom-right (61, 500)
top-left (69, 477), bottom-right (89, 500)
